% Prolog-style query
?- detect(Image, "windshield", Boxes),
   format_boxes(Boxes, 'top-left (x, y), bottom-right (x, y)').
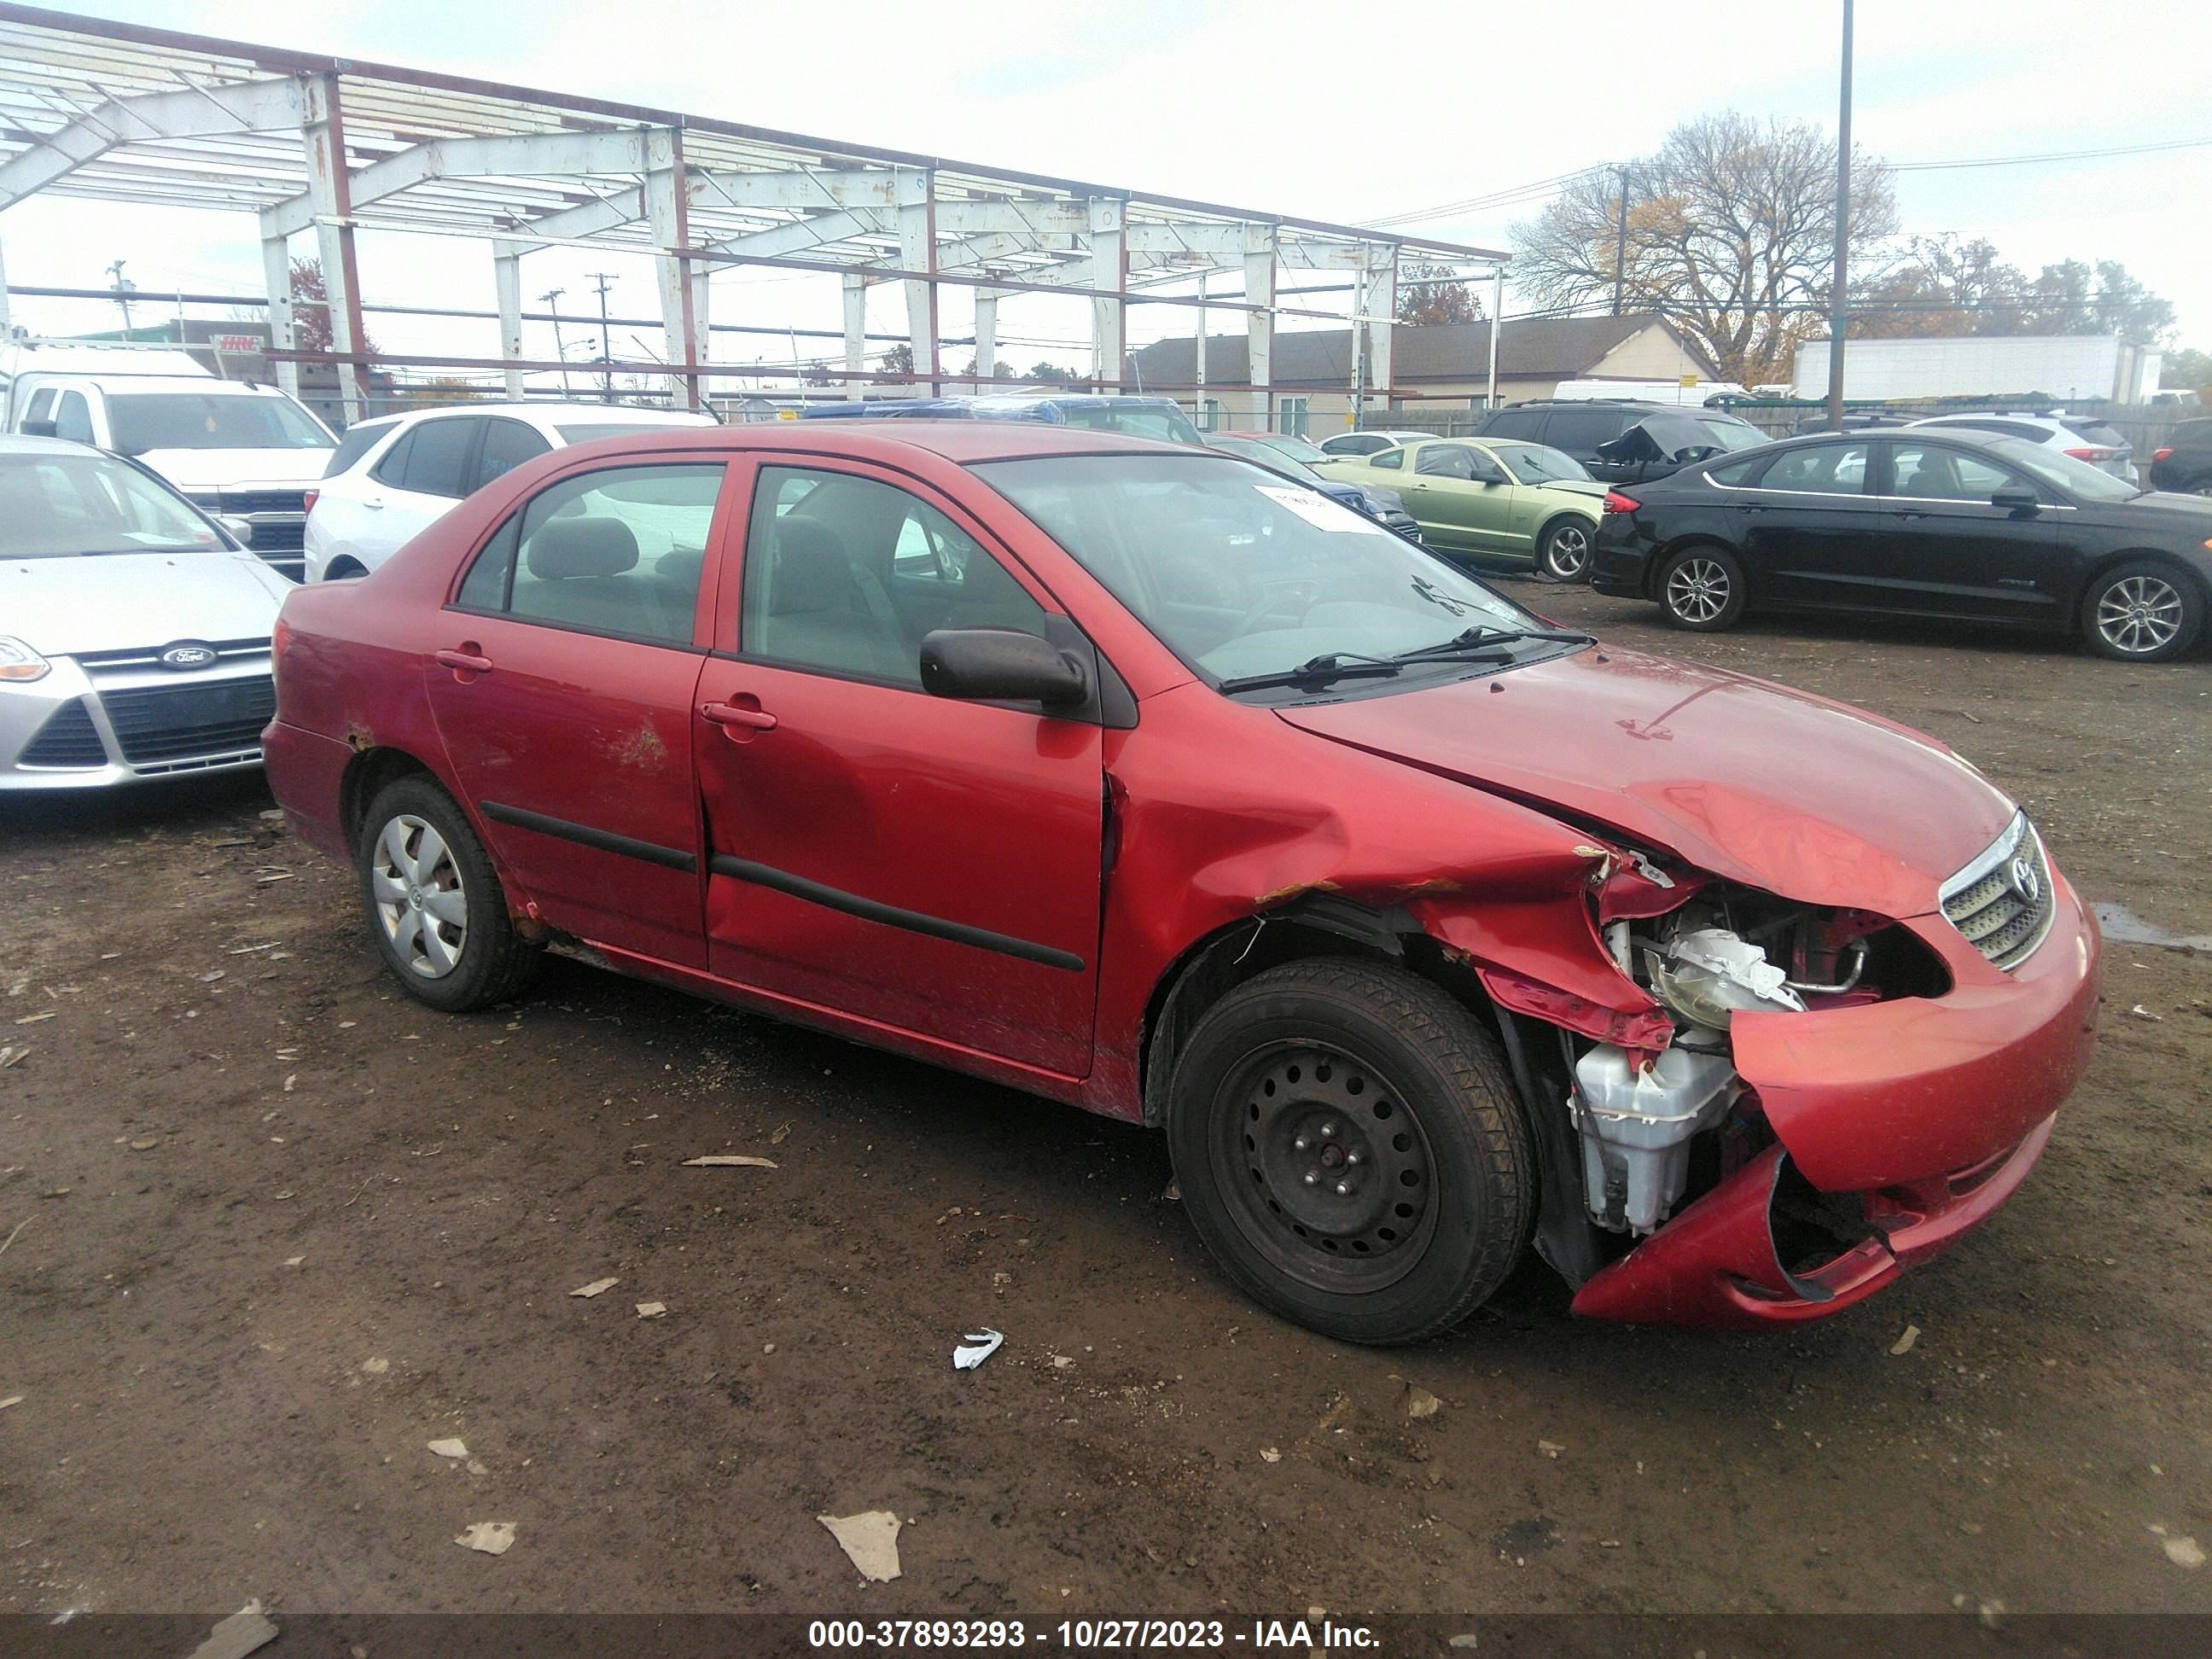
top-left (975, 453), bottom-right (1546, 691)
top-left (1987, 436), bottom-right (2142, 501)
top-left (108, 393), bottom-right (333, 454)
top-left (0, 452), bottom-right (227, 557)
top-left (1052, 404), bottom-right (1204, 445)
top-left (1241, 432), bottom-right (1331, 463)
top-left (1498, 444), bottom-right (1592, 484)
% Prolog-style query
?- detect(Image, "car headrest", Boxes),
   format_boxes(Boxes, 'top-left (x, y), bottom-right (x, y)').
top-left (527, 516), bottom-right (638, 580)
top-left (769, 518), bottom-right (861, 615)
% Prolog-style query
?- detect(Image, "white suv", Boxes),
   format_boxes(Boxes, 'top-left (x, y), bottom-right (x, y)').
top-left (6, 354), bottom-right (336, 580)
top-left (1906, 411), bottom-right (2135, 480)
top-left (305, 402), bottom-right (719, 581)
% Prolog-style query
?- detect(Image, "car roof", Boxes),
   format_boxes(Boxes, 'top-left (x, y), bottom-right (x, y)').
top-left (1750, 427), bottom-right (2019, 454)
top-left (385, 400), bottom-right (715, 427)
top-left (524, 417), bottom-right (1207, 466)
top-left (0, 433), bottom-right (104, 457)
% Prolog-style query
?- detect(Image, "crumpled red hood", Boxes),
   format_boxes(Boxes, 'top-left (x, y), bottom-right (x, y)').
top-left (1277, 644), bottom-right (2016, 918)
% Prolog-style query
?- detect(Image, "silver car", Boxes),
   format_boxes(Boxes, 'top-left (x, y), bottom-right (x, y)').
top-left (0, 436), bottom-right (289, 790)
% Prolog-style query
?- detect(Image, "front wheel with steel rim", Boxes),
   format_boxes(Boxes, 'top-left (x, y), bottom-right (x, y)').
top-left (356, 775), bottom-right (540, 1012)
top-left (1656, 544), bottom-right (1748, 632)
top-left (1535, 517), bottom-right (1594, 584)
top-left (2081, 560), bottom-right (2203, 662)
top-left (1167, 958), bottom-right (1532, 1345)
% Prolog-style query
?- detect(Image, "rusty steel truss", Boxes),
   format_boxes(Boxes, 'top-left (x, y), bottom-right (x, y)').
top-left (0, 4), bottom-right (1508, 421)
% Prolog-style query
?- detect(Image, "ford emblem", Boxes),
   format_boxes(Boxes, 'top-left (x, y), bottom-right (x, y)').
top-left (160, 643), bottom-right (217, 670)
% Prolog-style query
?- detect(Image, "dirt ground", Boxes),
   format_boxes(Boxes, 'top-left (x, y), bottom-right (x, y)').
top-left (3, 583), bottom-right (2209, 1627)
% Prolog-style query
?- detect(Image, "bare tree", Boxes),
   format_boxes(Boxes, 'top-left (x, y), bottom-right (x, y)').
top-left (1394, 261), bottom-right (1485, 327)
top-left (1510, 113), bottom-right (1897, 384)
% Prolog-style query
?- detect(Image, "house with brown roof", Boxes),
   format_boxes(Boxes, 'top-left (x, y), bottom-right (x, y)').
top-left (1126, 312), bottom-right (1718, 436)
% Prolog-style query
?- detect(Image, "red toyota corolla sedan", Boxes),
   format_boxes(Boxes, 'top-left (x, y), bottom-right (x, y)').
top-left (263, 422), bottom-right (2099, 1341)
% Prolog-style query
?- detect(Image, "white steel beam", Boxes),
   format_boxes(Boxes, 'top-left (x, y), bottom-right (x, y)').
top-left (841, 271), bottom-right (867, 393)
top-left (1244, 224), bottom-right (1277, 429)
top-left (643, 128), bottom-right (701, 408)
top-left (687, 168), bottom-right (901, 212)
top-left (300, 73), bottom-right (364, 424)
top-left (1364, 243), bottom-right (1397, 406)
top-left (493, 238), bottom-right (527, 399)
top-left (1086, 197), bottom-right (1126, 389)
top-left (896, 167), bottom-right (937, 394)
top-left (260, 128), bottom-right (657, 238)
top-left (261, 234), bottom-right (297, 399)
top-left (706, 207), bottom-right (883, 261)
top-left (971, 287), bottom-right (998, 388)
top-left (510, 185), bottom-right (646, 250)
top-left (0, 77), bottom-right (306, 209)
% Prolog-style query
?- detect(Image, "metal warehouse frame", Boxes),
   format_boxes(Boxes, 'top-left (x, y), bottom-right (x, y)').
top-left (0, 4), bottom-right (1507, 423)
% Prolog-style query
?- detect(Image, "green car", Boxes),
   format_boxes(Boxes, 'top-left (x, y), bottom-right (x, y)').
top-left (1315, 437), bottom-right (1607, 582)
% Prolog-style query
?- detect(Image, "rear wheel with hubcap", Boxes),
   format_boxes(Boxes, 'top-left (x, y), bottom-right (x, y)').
top-left (1656, 544), bottom-right (1748, 632)
top-left (2081, 561), bottom-right (2203, 662)
top-left (357, 776), bottom-right (540, 1011)
top-left (1167, 958), bottom-right (1532, 1345)
top-left (1535, 517), bottom-right (1593, 583)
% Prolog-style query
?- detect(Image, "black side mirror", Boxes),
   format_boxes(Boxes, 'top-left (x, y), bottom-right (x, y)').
top-left (20, 418), bottom-right (56, 439)
top-left (1991, 486), bottom-right (2040, 514)
top-left (919, 627), bottom-right (1089, 710)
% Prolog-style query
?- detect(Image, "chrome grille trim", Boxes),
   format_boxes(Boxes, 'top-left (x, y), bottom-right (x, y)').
top-left (1940, 812), bottom-right (2055, 971)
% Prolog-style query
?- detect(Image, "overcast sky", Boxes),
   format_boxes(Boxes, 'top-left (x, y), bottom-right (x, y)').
top-left (9, 0), bottom-right (2209, 388)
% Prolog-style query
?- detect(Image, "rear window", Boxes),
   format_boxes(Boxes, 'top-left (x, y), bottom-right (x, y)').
top-left (1691, 416), bottom-right (1767, 452)
top-left (1477, 408), bottom-right (1548, 443)
top-left (324, 420), bottom-right (397, 478)
top-left (2069, 422), bottom-right (2127, 447)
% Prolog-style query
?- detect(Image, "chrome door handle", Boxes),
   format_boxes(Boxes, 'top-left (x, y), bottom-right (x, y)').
top-left (434, 648), bottom-right (493, 674)
top-left (701, 701), bottom-right (778, 732)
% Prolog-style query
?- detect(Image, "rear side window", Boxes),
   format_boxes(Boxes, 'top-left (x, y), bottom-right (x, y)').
top-left (391, 417), bottom-right (478, 498)
top-left (1477, 408), bottom-right (1546, 442)
top-left (1542, 407), bottom-right (1631, 455)
top-left (324, 420), bottom-right (396, 477)
top-left (1761, 443), bottom-right (1869, 494)
top-left (474, 418), bottom-right (552, 490)
top-left (1706, 455), bottom-right (1767, 486)
top-left (1370, 448), bottom-right (1404, 470)
top-left (455, 463), bottom-right (724, 644)
top-left (1413, 445), bottom-right (1476, 480)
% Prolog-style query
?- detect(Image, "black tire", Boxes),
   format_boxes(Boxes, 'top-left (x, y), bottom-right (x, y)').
top-left (2081, 560), bottom-right (2204, 662)
top-left (1166, 958), bottom-right (1533, 1345)
top-left (1534, 516), bottom-right (1594, 584)
top-left (1656, 544), bottom-right (1748, 632)
top-left (355, 775), bottom-right (540, 1011)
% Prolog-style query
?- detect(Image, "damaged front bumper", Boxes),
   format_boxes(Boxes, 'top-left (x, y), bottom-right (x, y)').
top-left (1568, 874), bottom-right (2099, 1330)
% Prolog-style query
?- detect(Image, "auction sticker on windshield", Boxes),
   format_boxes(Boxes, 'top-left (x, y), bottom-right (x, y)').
top-left (1254, 483), bottom-right (1380, 532)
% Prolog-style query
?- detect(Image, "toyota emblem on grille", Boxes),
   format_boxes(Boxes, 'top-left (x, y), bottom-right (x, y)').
top-left (2008, 854), bottom-right (2042, 906)
top-left (159, 643), bottom-right (217, 670)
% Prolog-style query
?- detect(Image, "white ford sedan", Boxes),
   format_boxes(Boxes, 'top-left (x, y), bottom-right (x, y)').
top-left (0, 436), bottom-right (289, 790)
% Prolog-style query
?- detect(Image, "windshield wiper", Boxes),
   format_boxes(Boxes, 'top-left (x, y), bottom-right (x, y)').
top-left (1216, 652), bottom-right (1404, 695)
top-left (1391, 624), bottom-right (1593, 662)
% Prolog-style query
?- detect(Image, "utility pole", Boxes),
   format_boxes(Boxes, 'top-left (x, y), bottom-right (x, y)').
top-left (587, 272), bottom-right (617, 403)
top-left (540, 288), bottom-right (571, 396)
top-left (106, 258), bottom-right (136, 332)
top-left (1825, 0), bottom-right (1854, 433)
top-left (1611, 167), bottom-right (1632, 317)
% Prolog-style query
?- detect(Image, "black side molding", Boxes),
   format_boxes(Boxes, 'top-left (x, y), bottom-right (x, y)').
top-left (480, 800), bottom-right (697, 872)
top-left (708, 853), bottom-right (1085, 972)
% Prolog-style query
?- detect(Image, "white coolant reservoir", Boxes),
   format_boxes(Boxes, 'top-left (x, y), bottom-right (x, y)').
top-left (1573, 1043), bottom-right (1741, 1235)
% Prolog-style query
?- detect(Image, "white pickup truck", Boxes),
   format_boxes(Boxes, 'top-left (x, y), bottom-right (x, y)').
top-left (3, 346), bottom-right (336, 580)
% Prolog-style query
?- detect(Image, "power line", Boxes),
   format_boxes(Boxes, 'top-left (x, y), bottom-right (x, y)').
top-left (1892, 134), bottom-right (2212, 172)
top-left (1359, 165), bottom-right (1614, 230)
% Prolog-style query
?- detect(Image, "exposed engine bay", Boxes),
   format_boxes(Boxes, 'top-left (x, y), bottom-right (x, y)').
top-left (1568, 884), bottom-right (1943, 1237)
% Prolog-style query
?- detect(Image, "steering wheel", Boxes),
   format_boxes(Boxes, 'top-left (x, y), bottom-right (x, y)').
top-left (1231, 577), bottom-right (1323, 635)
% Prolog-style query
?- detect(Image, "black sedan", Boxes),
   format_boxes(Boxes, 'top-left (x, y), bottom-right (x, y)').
top-left (1590, 428), bottom-right (2212, 662)
top-left (1202, 430), bottom-right (1423, 543)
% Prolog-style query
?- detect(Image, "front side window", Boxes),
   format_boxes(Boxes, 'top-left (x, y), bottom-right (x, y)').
top-left (456, 463), bottom-right (723, 643)
top-left (742, 467), bottom-right (1048, 685)
top-left (1889, 445), bottom-right (2017, 502)
top-left (0, 452), bottom-right (224, 557)
top-left (106, 393), bottom-right (332, 453)
top-left (975, 453), bottom-right (1544, 691)
top-left (54, 391), bottom-right (93, 445)
top-left (1761, 443), bottom-right (1869, 494)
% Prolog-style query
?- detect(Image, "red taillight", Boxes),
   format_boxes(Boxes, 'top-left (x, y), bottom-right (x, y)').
top-left (2154, 447), bottom-right (2175, 463)
top-left (1602, 490), bottom-right (1640, 515)
top-left (301, 488), bottom-right (319, 515)
top-left (2063, 446), bottom-right (2115, 462)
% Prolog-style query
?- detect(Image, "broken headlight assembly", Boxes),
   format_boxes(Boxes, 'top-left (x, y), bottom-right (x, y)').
top-left (1569, 887), bottom-right (1945, 1237)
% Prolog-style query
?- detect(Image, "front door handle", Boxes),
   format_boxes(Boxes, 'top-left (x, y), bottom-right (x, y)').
top-left (363, 497), bottom-right (386, 510)
top-left (701, 699), bottom-right (778, 735)
top-left (435, 647), bottom-right (493, 675)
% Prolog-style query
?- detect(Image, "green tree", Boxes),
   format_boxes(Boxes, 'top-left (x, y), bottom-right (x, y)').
top-left (2162, 347), bottom-right (2212, 392)
top-left (2018, 259), bottom-right (2175, 345)
top-left (1511, 112), bottom-right (1899, 384)
top-left (1027, 360), bottom-right (1079, 385)
top-left (1852, 235), bottom-right (2027, 339)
